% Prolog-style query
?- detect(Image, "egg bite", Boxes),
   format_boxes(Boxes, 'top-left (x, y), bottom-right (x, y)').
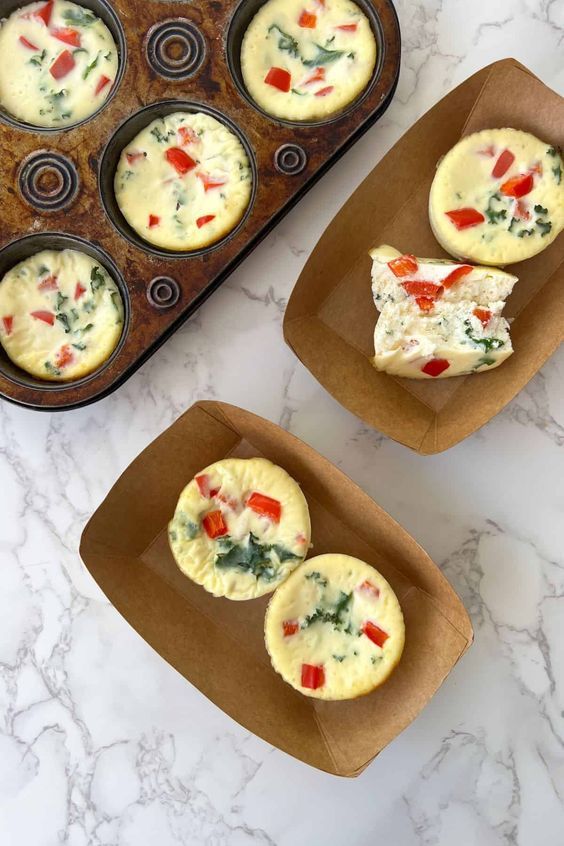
top-left (168, 457), bottom-right (311, 600)
top-left (265, 553), bottom-right (405, 700)
top-left (241, 0), bottom-right (376, 122)
top-left (114, 112), bottom-right (252, 251)
top-left (0, 0), bottom-right (119, 128)
top-left (0, 248), bottom-right (123, 381)
top-left (429, 128), bottom-right (564, 265)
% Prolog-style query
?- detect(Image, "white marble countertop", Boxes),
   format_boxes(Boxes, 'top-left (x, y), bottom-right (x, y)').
top-left (1, 2), bottom-right (564, 844)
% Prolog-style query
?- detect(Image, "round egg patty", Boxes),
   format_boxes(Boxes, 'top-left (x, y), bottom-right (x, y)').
top-left (241, 0), bottom-right (376, 122)
top-left (0, 248), bottom-right (124, 381)
top-left (429, 128), bottom-right (564, 265)
top-left (0, 0), bottom-right (119, 128)
top-left (114, 112), bottom-right (252, 251)
top-left (265, 553), bottom-right (405, 700)
top-left (168, 457), bottom-right (311, 600)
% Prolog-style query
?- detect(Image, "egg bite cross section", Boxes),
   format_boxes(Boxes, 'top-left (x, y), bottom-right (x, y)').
top-left (168, 457), bottom-right (311, 600)
top-left (265, 554), bottom-right (405, 700)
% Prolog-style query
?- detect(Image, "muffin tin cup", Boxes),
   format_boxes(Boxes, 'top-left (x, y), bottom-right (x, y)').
top-left (0, 0), bottom-right (400, 410)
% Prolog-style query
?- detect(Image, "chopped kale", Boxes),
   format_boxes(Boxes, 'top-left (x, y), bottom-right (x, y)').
top-left (90, 266), bottom-right (106, 293)
top-left (214, 533), bottom-right (298, 581)
top-left (83, 52), bottom-right (100, 80)
top-left (534, 204), bottom-right (548, 215)
top-left (552, 164), bottom-right (562, 185)
top-left (37, 264), bottom-right (50, 276)
top-left (332, 655), bottom-right (346, 662)
top-left (62, 7), bottom-right (97, 26)
top-left (171, 513), bottom-right (198, 541)
top-left (546, 146), bottom-right (559, 156)
top-left (517, 228), bottom-right (534, 238)
top-left (72, 342), bottom-right (87, 351)
top-left (305, 571), bottom-right (328, 587)
top-left (56, 312), bottom-right (71, 333)
top-left (537, 219), bottom-right (552, 237)
top-left (302, 42), bottom-right (345, 67)
top-left (302, 591), bottom-right (353, 632)
top-left (267, 23), bottom-right (300, 58)
top-left (476, 356), bottom-right (496, 368)
top-left (29, 49), bottom-right (47, 67)
top-left (55, 292), bottom-right (69, 311)
top-left (44, 361), bottom-right (61, 376)
top-left (150, 125), bottom-right (174, 143)
top-left (464, 321), bottom-right (504, 352)
top-left (485, 193), bottom-right (507, 225)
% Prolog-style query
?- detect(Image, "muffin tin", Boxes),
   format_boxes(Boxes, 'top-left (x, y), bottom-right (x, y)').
top-left (0, 0), bottom-right (401, 409)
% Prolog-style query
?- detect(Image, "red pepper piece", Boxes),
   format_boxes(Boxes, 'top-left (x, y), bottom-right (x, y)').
top-left (358, 579), bottom-right (380, 599)
top-left (303, 67), bottom-right (325, 85)
top-left (362, 620), bottom-right (389, 648)
top-left (500, 173), bottom-right (534, 198)
top-left (315, 85), bottom-right (334, 96)
top-left (35, 0), bottom-right (54, 25)
top-left (298, 9), bottom-right (317, 27)
top-left (178, 125), bottom-right (200, 146)
top-left (247, 492), bottom-right (282, 522)
top-left (2, 316), bottom-right (13, 335)
top-left (74, 282), bottom-right (86, 301)
top-left (264, 66), bottom-right (291, 92)
top-left (197, 172), bottom-right (228, 192)
top-left (30, 310), bottom-right (55, 326)
top-left (335, 22), bottom-right (358, 31)
top-left (491, 148), bottom-right (515, 178)
top-left (473, 307), bottom-right (492, 327)
top-left (202, 510), bottom-right (228, 539)
top-left (165, 147), bottom-right (197, 175)
top-left (215, 491), bottom-right (238, 510)
top-left (301, 664), bottom-right (325, 689)
top-left (126, 151), bottom-right (145, 165)
top-left (148, 214), bottom-right (160, 228)
top-left (19, 35), bottom-right (39, 50)
top-left (402, 280), bottom-right (443, 299)
top-left (195, 474), bottom-right (219, 498)
top-left (196, 214), bottom-right (216, 228)
top-left (49, 49), bottom-right (75, 80)
top-left (55, 344), bottom-right (73, 368)
top-left (388, 254), bottom-right (418, 277)
top-left (415, 296), bottom-right (435, 312)
top-left (37, 274), bottom-right (58, 291)
top-left (283, 620), bottom-right (300, 637)
top-left (529, 161), bottom-right (543, 176)
top-left (51, 27), bottom-right (81, 47)
top-left (515, 200), bottom-right (530, 220)
top-left (445, 208), bottom-right (485, 230)
top-left (95, 75), bottom-right (111, 96)
top-left (442, 264), bottom-right (473, 288)
top-left (421, 358), bottom-right (450, 377)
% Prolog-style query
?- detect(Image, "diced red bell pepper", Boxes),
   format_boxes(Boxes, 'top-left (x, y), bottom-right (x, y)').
top-left (335, 22), bottom-right (358, 31)
top-left (55, 344), bottom-right (73, 368)
top-left (51, 27), bottom-right (81, 47)
top-left (264, 66), bottom-right (291, 92)
top-left (126, 151), bottom-right (145, 165)
top-left (215, 491), bottom-right (238, 510)
top-left (362, 620), bottom-right (389, 648)
top-left (315, 85), bottom-right (334, 97)
top-left (445, 208), bottom-right (485, 230)
top-left (402, 280), bottom-right (443, 299)
top-left (478, 145), bottom-right (495, 157)
top-left (195, 474), bottom-right (219, 499)
top-left (421, 358), bottom-right (450, 377)
top-left (415, 296), bottom-right (435, 312)
top-left (30, 310), bottom-right (55, 325)
top-left (247, 492), bottom-right (282, 522)
top-left (301, 663), bottom-right (325, 689)
top-left (530, 161), bottom-right (543, 176)
top-left (473, 307), bottom-right (492, 327)
top-left (298, 9), bottom-right (317, 27)
top-left (442, 264), bottom-right (473, 288)
top-left (514, 200), bottom-right (530, 220)
top-left (358, 579), bottom-right (380, 599)
top-left (35, 0), bottom-right (54, 25)
top-left (196, 172), bottom-right (227, 192)
top-left (178, 125), bottom-right (200, 146)
top-left (165, 147), bottom-right (197, 175)
top-left (303, 66), bottom-right (325, 85)
top-left (95, 75), bottom-right (111, 96)
top-left (37, 274), bottom-right (58, 291)
top-left (196, 214), bottom-right (216, 228)
top-left (49, 50), bottom-right (75, 80)
top-left (74, 282), bottom-right (86, 301)
top-left (388, 254), bottom-right (418, 277)
top-left (19, 35), bottom-right (39, 50)
top-left (500, 173), bottom-right (534, 198)
top-left (148, 214), bottom-right (160, 228)
top-left (202, 510), bottom-right (228, 539)
top-left (491, 148), bottom-right (515, 178)
top-left (283, 620), bottom-right (300, 637)
top-left (2, 316), bottom-right (13, 335)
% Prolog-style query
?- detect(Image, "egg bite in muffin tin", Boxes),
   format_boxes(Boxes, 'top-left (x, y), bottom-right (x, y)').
top-left (0, 0), bottom-right (400, 409)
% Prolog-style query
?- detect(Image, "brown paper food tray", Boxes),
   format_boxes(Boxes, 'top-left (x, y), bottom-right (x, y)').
top-left (79, 400), bottom-right (473, 776)
top-left (283, 59), bottom-right (564, 454)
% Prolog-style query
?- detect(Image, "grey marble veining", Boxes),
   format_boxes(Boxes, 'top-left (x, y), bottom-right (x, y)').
top-left (1, 1), bottom-right (564, 843)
